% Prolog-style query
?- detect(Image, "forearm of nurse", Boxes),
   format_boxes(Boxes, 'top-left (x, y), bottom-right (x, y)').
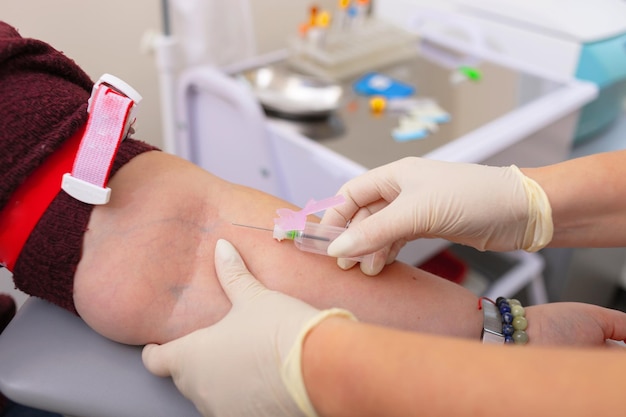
top-left (302, 316), bottom-right (626, 417)
top-left (522, 150), bottom-right (626, 248)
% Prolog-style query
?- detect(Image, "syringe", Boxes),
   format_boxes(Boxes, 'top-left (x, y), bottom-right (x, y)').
top-left (232, 221), bottom-right (376, 268)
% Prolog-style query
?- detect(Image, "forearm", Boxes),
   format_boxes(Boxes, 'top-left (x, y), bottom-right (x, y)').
top-left (303, 317), bottom-right (626, 417)
top-left (73, 152), bottom-right (481, 345)
top-left (522, 150), bottom-right (626, 248)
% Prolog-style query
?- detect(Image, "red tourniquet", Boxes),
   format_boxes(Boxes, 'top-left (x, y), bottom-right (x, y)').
top-left (0, 127), bottom-right (84, 271)
top-left (0, 81), bottom-right (134, 271)
top-left (63, 84), bottom-right (135, 204)
top-left (0, 21), bottom-right (159, 313)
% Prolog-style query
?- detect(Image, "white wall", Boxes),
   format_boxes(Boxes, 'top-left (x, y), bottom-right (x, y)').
top-left (1, 0), bottom-right (163, 147)
top-left (0, 0), bottom-right (338, 149)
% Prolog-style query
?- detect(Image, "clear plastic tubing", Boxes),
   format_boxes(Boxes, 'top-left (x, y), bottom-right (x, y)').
top-left (274, 222), bottom-right (376, 268)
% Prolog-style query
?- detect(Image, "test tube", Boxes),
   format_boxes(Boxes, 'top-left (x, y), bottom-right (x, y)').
top-left (274, 222), bottom-right (376, 267)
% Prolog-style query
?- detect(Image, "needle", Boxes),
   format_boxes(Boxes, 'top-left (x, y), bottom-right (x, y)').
top-left (231, 222), bottom-right (273, 232)
top-left (231, 222), bottom-right (330, 242)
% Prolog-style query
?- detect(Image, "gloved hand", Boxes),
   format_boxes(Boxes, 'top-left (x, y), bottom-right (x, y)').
top-left (322, 157), bottom-right (553, 275)
top-left (142, 239), bottom-right (355, 417)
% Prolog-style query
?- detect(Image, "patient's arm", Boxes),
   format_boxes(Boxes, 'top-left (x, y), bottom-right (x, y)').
top-left (74, 151), bottom-right (482, 345)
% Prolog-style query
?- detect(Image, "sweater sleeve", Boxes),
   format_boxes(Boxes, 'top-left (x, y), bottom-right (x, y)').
top-left (0, 20), bottom-right (93, 211)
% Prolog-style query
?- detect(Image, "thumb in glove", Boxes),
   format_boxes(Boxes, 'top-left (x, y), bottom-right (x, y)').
top-left (142, 239), bottom-right (355, 417)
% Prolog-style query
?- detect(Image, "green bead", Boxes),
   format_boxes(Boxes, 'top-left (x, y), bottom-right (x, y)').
top-left (512, 330), bottom-right (529, 345)
top-left (513, 316), bottom-right (528, 330)
top-left (511, 304), bottom-right (525, 317)
top-left (508, 299), bottom-right (522, 306)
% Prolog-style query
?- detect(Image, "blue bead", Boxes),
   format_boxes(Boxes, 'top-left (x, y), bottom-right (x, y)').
top-left (499, 304), bottom-right (511, 314)
top-left (502, 312), bottom-right (513, 324)
top-left (502, 324), bottom-right (514, 336)
top-left (504, 336), bottom-right (514, 344)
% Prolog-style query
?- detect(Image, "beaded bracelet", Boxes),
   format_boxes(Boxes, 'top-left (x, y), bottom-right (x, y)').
top-left (496, 297), bottom-right (529, 345)
top-left (479, 297), bottom-right (529, 345)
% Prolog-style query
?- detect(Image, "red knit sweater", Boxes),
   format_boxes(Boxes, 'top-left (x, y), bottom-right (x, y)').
top-left (0, 21), bottom-right (158, 313)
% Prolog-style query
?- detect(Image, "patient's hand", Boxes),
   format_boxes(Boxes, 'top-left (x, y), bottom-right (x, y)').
top-left (73, 152), bottom-right (483, 345)
top-left (526, 303), bottom-right (626, 347)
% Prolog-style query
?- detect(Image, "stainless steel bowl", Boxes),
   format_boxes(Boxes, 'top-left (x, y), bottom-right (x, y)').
top-left (240, 65), bottom-right (343, 119)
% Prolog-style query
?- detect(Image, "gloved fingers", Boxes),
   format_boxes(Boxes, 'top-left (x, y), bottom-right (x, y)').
top-left (321, 165), bottom-right (401, 227)
top-left (337, 257), bottom-right (357, 270)
top-left (321, 202), bottom-right (351, 228)
top-left (348, 199), bottom-right (387, 225)
top-left (386, 239), bottom-right (407, 265)
top-left (321, 194), bottom-right (374, 229)
top-left (328, 196), bottom-right (415, 258)
top-left (336, 248), bottom-right (387, 276)
top-left (348, 206), bottom-right (391, 276)
top-left (214, 239), bottom-right (268, 305)
top-left (328, 201), bottom-right (388, 257)
top-left (142, 342), bottom-right (179, 377)
top-left (327, 222), bottom-right (374, 258)
top-left (333, 203), bottom-right (388, 274)
top-left (359, 248), bottom-right (388, 276)
top-left (360, 240), bottom-right (404, 276)
top-left (332, 202), bottom-right (382, 271)
top-left (342, 161), bottom-right (405, 205)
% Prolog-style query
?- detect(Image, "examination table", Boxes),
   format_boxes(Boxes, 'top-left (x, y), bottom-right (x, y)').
top-left (0, 297), bottom-right (200, 417)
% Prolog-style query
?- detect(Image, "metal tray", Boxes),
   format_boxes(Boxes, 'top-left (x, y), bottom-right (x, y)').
top-left (239, 65), bottom-right (342, 119)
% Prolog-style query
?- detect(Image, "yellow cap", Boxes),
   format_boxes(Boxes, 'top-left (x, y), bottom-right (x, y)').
top-left (369, 96), bottom-right (387, 113)
top-left (316, 10), bottom-right (331, 27)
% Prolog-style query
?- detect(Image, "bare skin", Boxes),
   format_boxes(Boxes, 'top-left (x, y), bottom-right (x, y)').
top-left (523, 150), bottom-right (626, 248)
top-left (303, 316), bottom-right (626, 417)
top-left (73, 151), bottom-right (482, 345)
top-left (73, 151), bottom-right (626, 349)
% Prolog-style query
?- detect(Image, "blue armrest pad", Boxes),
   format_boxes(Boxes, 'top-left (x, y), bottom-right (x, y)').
top-left (0, 297), bottom-right (200, 417)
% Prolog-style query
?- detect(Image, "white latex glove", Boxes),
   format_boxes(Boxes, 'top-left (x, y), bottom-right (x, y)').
top-left (142, 239), bottom-right (355, 417)
top-left (322, 157), bottom-right (553, 275)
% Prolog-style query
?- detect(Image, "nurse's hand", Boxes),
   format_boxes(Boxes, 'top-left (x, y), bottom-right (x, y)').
top-left (142, 239), bottom-right (355, 417)
top-left (322, 157), bottom-right (553, 275)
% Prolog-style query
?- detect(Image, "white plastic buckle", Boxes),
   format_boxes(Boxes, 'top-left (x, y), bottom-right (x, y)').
top-left (87, 73), bottom-right (142, 111)
top-left (61, 174), bottom-right (111, 205)
top-left (87, 73), bottom-right (142, 138)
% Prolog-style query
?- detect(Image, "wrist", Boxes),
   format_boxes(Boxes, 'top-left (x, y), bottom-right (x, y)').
top-left (284, 309), bottom-right (356, 417)
top-left (301, 315), bottom-right (356, 417)
top-left (514, 166), bottom-right (553, 252)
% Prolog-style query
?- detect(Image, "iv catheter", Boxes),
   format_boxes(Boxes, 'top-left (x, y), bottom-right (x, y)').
top-left (232, 222), bottom-right (376, 267)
